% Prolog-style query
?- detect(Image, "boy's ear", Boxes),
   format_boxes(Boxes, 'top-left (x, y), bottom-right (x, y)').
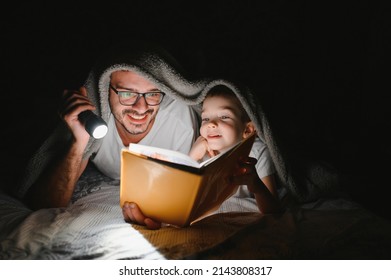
top-left (243, 121), bottom-right (256, 138)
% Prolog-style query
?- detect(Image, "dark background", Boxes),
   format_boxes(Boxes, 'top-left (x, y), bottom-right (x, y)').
top-left (2, 1), bottom-right (390, 219)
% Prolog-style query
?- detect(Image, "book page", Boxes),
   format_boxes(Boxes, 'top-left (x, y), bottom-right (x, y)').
top-left (127, 144), bottom-right (201, 168)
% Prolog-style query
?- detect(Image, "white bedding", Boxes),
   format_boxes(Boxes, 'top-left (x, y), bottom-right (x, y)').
top-left (0, 166), bottom-right (164, 260)
top-left (1, 165), bottom-right (391, 260)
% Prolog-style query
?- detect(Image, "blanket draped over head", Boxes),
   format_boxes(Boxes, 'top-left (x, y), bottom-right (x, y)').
top-left (15, 42), bottom-right (339, 204)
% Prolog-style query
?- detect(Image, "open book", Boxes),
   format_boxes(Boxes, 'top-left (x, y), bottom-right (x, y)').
top-left (120, 132), bottom-right (256, 227)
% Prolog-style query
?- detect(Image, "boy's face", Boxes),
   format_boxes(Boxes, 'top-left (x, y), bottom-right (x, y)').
top-left (200, 94), bottom-right (249, 152)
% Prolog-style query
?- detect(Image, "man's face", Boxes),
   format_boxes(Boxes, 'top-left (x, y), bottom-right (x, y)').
top-left (109, 71), bottom-right (161, 142)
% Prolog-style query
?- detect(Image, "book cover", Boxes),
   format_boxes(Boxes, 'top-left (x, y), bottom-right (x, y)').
top-left (120, 132), bottom-right (256, 227)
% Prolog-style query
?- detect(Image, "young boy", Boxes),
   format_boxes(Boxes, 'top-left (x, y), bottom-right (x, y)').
top-left (189, 85), bottom-right (282, 214)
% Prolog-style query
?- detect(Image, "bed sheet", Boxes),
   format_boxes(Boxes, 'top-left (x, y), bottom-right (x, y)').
top-left (1, 166), bottom-right (391, 260)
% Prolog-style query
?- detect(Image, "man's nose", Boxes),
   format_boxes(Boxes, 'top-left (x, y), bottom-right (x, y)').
top-left (131, 95), bottom-right (148, 109)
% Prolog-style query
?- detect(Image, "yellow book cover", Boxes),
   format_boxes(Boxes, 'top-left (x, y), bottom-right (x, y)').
top-left (120, 132), bottom-right (256, 227)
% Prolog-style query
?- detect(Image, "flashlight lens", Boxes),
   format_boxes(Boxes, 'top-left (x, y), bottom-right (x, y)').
top-left (92, 124), bottom-right (108, 139)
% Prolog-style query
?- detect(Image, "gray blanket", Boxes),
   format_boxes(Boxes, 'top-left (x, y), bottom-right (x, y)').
top-left (15, 41), bottom-right (339, 204)
top-left (1, 56), bottom-right (389, 259)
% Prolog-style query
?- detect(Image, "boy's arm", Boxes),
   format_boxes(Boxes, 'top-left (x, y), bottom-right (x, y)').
top-left (232, 157), bottom-right (282, 214)
top-left (252, 174), bottom-right (282, 214)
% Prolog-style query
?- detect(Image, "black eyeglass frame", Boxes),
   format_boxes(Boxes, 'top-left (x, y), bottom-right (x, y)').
top-left (109, 84), bottom-right (165, 106)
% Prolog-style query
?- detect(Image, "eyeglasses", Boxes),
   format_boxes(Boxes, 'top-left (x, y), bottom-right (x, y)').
top-left (109, 84), bottom-right (165, 106)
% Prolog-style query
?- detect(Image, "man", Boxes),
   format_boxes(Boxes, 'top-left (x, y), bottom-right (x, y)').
top-left (19, 42), bottom-right (206, 229)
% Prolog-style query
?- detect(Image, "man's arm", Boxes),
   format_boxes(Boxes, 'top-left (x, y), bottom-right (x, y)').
top-left (25, 142), bottom-right (89, 210)
top-left (25, 87), bottom-right (95, 210)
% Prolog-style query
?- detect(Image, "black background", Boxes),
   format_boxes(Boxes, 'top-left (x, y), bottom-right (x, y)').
top-left (2, 1), bottom-right (390, 219)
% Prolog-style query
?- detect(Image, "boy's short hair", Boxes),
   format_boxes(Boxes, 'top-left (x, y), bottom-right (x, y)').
top-left (205, 85), bottom-right (251, 123)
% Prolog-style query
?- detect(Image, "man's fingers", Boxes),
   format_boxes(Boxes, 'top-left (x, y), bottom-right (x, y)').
top-left (58, 88), bottom-right (96, 119)
top-left (79, 86), bottom-right (88, 97)
top-left (122, 202), bottom-right (161, 229)
top-left (144, 218), bottom-right (161, 230)
top-left (122, 202), bottom-right (135, 222)
top-left (127, 203), bottom-right (146, 225)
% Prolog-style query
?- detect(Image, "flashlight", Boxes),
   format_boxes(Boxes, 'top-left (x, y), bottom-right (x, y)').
top-left (78, 110), bottom-right (108, 139)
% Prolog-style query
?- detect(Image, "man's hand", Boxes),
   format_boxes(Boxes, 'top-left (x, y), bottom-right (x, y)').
top-left (59, 86), bottom-right (95, 145)
top-left (122, 202), bottom-right (162, 230)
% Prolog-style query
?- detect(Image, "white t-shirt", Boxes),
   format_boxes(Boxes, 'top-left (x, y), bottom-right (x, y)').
top-left (250, 137), bottom-right (276, 178)
top-left (91, 98), bottom-right (199, 179)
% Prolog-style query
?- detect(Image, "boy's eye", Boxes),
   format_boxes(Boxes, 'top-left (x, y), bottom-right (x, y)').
top-left (220, 115), bottom-right (230, 120)
top-left (201, 118), bottom-right (209, 122)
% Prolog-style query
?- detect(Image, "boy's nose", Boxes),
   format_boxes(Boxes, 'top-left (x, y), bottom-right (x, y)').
top-left (207, 120), bottom-right (217, 128)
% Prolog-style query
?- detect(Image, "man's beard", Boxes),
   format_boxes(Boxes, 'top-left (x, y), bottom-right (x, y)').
top-left (122, 108), bottom-right (155, 135)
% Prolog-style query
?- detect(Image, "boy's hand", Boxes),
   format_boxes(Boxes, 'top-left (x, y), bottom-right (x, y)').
top-left (231, 157), bottom-right (263, 193)
top-left (188, 136), bottom-right (216, 161)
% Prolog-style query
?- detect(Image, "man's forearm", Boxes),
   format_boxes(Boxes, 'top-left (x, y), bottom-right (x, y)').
top-left (25, 142), bottom-right (88, 210)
